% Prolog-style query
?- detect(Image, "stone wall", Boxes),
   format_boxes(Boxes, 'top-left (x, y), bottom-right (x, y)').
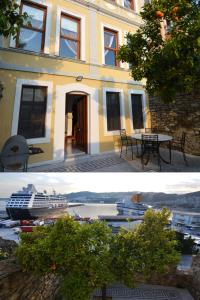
top-left (0, 259), bottom-right (60, 300)
top-left (150, 93), bottom-right (200, 155)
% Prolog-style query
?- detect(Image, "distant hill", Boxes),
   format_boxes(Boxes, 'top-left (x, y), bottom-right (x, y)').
top-left (64, 191), bottom-right (200, 211)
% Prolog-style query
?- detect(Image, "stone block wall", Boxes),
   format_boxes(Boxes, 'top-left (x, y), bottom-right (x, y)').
top-left (0, 259), bottom-right (60, 300)
top-left (150, 93), bottom-right (200, 155)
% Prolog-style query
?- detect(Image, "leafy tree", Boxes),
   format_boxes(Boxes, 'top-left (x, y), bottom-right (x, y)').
top-left (0, 0), bottom-right (30, 38)
top-left (16, 217), bottom-right (114, 300)
top-left (111, 209), bottom-right (180, 286)
top-left (16, 210), bottom-right (180, 300)
top-left (118, 0), bottom-right (200, 102)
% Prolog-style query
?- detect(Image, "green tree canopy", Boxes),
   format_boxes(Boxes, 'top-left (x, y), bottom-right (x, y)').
top-left (16, 217), bottom-right (114, 300)
top-left (16, 210), bottom-right (180, 300)
top-left (111, 208), bottom-right (180, 287)
top-left (118, 0), bottom-right (200, 102)
top-left (0, 0), bottom-right (29, 38)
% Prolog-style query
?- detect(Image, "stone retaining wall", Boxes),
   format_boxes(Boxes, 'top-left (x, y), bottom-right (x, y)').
top-left (0, 259), bottom-right (60, 300)
top-left (0, 255), bottom-right (200, 300)
top-left (150, 93), bottom-right (200, 155)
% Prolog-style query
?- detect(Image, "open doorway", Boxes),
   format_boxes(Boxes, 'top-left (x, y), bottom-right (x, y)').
top-left (65, 93), bottom-right (88, 157)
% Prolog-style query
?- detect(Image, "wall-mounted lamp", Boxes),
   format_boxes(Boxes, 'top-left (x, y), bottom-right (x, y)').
top-left (76, 76), bottom-right (83, 82)
top-left (0, 82), bottom-right (4, 101)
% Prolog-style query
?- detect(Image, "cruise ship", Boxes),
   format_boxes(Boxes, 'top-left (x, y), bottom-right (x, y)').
top-left (6, 184), bottom-right (68, 220)
top-left (116, 193), bottom-right (149, 216)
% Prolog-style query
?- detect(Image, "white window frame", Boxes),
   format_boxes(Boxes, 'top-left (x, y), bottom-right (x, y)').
top-left (103, 87), bottom-right (126, 136)
top-left (55, 7), bottom-right (85, 60)
top-left (101, 23), bottom-right (123, 68)
top-left (128, 89), bottom-right (147, 133)
top-left (10, 0), bottom-right (52, 54)
top-left (11, 79), bottom-right (53, 144)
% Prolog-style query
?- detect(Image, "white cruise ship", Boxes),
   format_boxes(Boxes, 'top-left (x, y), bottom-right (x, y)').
top-left (6, 184), bottom-right (67, 220)
top-left (116, 193), bottom-right (149, 216)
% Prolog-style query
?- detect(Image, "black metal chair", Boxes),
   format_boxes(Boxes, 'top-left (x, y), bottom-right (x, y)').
top-left (119, 129), bottom-right (135, 160)
top-left (141, 134), bottom-right (161, 171)
top-left (0, 135), bottom-right (29, 172)
top-left (171, 132), bottom-right (187, 165)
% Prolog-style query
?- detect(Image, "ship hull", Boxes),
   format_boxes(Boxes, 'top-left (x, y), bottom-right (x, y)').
top-left (6, 206), bottom-right (68, 220)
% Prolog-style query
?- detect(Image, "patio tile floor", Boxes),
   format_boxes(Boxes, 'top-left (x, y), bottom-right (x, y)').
top-left (29, 147), bottom-right (200, 172)
top-left (91, 283), bottom-right (194, 300)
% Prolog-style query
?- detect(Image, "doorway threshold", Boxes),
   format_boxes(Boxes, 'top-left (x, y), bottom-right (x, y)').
top-left (64, 152), bottom-right (88, 162)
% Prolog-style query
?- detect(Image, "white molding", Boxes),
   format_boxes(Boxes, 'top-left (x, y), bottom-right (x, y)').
top-left (11, 79), bottom-right (53, 144)
top-left (0, 61), bottom-right (143, 86)
top-left (54, 83), bottom-right (99, 162)
top-left (128, 89), bottom-right (147, 133)
top-left (103, 87), bottom-right (126, 136)
top-left (101, 22), bottom-right (123, 67)
top-left (55, 7), bottom-right (86, 60)
top-left (10, 0), bottom-right (52, 54)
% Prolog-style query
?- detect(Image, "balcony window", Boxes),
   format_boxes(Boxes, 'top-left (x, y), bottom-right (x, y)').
top-left (131, 94), bottom-right (144, 130)
top-left (60, 14), bottom-right (80, 59)
top-left (17, 1), bottom-right (47, 52)
top-left (104, 28), bottom-right (119, 66)
top-left (18, 86), bottom-right (47, 139)
top-left (106, 92), bottom-right (121, 131)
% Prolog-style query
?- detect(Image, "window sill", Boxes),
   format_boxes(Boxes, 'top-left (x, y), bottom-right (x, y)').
top-left (5, 47), bottom-right (86, 64)
top-left (104, 130), bottom-right (121, 137)
top-left (26, 137), bottom-right (50, 145)
top-left (102, 64), bottom-right (125, 71)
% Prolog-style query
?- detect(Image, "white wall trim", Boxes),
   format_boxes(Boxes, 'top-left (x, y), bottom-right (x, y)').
top-left (55, 7), bottom-right (86, 60)
top-left (11, 79), bottom-right (53, 144)
top-left (10, 0), bottom-right (52, 54)
top-left (101, 22), bottom-right (123, 67)
top-left (103, 87), bottom-right (126, 136)
top-left (128, 89), bottom-right (147, 133)
top-left (0, 61), bottom-right (143, 86)
top-left (54, 83), bottom-right (99, 162)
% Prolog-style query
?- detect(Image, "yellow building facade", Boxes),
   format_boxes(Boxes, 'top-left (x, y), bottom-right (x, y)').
top-left (0, 0), bottom-right (150, 167)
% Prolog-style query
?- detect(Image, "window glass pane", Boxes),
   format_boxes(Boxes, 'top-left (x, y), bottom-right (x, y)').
top-left (35, 88), bottom-right (46, 102)
top-left (106, 92), bottom-right (121, 131)
top-left (60, 38), bottom-right (78, 59)
top-left (21, 88), bottom-right (33, 102)
top-left (18, 28), bottom-right (42, 52)
top-left (22, 4), bottom-right (44, 29)
top-left (105, 50), bottom-right (116, 66)
top-left (18, 86), bottom-right (47, 139)
top-left (124, 0), bottom-right (132, 8)
top-left (61, 17), bottom-right (78, 39)
top-left (131, 94), bottom-right (144, 129)
top-left (104, 31), bottom-right (116, 48)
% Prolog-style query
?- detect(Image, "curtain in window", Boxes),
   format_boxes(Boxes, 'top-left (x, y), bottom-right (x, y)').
top-left (104, 32), bottom-right (114, 55)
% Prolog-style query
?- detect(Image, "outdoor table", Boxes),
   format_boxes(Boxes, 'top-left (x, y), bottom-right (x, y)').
top-left (131, 133), bottom-right (173, 164)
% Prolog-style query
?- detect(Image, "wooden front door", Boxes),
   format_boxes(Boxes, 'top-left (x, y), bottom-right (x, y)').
top-left (75, 95), bottom-right (88, 152)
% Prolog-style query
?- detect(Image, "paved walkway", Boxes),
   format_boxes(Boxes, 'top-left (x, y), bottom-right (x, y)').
top-left (91, 283), bottom-right (194, 300)
top-left (29, 148), bottom-right (200, 172)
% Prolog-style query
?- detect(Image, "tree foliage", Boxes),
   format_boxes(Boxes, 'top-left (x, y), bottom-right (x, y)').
top-left (118, 0), bottom-right (200, 102)
top-left (16, 210), bottom-right (180, 300)
top-left (111, 209), bottom-right (180, 287)
top-left (0, 0), bottom-right (30, 38)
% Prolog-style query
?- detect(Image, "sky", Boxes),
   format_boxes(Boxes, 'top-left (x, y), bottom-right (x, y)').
top-left (0, 173), bottom-right (199, 197)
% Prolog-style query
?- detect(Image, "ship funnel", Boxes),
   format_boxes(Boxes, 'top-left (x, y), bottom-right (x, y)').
top-left (131, 193), bottom-right (142, 203)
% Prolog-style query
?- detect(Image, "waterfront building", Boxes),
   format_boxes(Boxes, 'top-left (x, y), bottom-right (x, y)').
top-left (172, 211), bottom-right (200, 232)
top-left (0, 0), bottom-right (150, 167)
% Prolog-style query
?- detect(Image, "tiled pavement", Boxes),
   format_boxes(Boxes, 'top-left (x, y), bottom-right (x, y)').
top-left (91, 283), bottom-right (194, 300)
top-left (29, 147), bottom-right (200, 172)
